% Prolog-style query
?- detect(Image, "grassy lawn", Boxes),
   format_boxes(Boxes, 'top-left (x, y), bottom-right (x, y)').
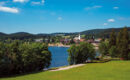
top-left (1, 61), bottom-right (130, 80)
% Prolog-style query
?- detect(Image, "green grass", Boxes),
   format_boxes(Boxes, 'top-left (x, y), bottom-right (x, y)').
top-left (1, 61), bottom-right (130, 80)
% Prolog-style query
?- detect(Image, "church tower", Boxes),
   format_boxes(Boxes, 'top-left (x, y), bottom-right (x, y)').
top-left (78, 34), bottom-right (81, 40)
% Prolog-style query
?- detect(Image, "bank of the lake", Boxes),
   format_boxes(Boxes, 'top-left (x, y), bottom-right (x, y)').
top-left (48, 43), bottom-right (70, 47)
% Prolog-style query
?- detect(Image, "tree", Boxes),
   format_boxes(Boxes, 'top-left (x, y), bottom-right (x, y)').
top-left (0, 40), bottom-right (52, 76)
top-left (109, 46), bottom-right (117, 58)
top-left (116, 27), bottom-right (129, 60)
top-left (121, 27), bottom-right (129, 60)
top-left (128, 52), bottom-right (130, 60)
top-left (70, 39), bottom-right (75, 44)
top-left (99, 41), bottom-right (109, 57)
top-left (116, 29), bottom-right (123, 57)
top-left (67, 45), bottom-right (77, 65)
top-left (109, 29), bottom-right (116, 48)
top-left (68, 42), bottom-right (95, 65)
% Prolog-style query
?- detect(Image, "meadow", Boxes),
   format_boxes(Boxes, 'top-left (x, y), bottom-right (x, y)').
top-left (1, 61), bottom-right (130, 80)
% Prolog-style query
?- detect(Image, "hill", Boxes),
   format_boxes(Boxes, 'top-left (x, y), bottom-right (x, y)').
top-left (0, 27), bottom-right (129, 40)
top-left (80, 27), bottom-right (130, 38)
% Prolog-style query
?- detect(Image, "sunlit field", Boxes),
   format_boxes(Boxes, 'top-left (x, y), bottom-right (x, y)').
top-left (1, 61), bottom-right (130, 80)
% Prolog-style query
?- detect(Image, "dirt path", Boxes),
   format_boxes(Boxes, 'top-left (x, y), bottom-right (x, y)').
top-left (50, 64), bottom-right (85, 71)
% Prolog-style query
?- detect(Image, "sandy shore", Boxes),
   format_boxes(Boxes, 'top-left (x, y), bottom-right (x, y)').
top-left (48, 43), bottom-right (70, 47)
top-left (50, 64), bottom-right (85, 71)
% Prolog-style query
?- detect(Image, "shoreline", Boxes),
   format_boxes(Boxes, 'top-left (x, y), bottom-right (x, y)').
top-left (48, 43), bottom-right (70, 47)
top-left (49, 45), bottom-right (70, 47)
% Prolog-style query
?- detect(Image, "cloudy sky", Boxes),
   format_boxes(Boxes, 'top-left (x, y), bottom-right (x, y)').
top-left (0, 0), bottom-right (130, 34)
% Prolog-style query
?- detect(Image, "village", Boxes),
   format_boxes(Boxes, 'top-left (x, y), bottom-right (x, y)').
top-left (35, 34), bottom-right (102, 49)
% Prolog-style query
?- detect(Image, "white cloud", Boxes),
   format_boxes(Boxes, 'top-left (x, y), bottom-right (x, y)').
top-left (42, 0), bottom-right (45, 3)
top-left (108, 19), bottom-right (115, 22)
top-left (31, 0), bottom-right (45, 5)
top-left (58, 17), bottom-right (62, 20)
top-left (113, 7), bottom-right (119, 10)
top-left (13, 0), bottom-right (28, 3)
top-left (103, 23), bottom-right (108, 26)
top-left (31, 2), bottom-right (41, 5)
top-left (0, 6), bottom-right (19, 13)
top-left (85, 5), bottom-right (102, 10)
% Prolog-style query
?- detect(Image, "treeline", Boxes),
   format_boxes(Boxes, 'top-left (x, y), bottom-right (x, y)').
top-left (0, 27), bottom-right (130, 41)
top-left (0, 40), bottom-right (51, 76)
top-left (82, 27), bottom-right (130, 39)
top-left (68, 42), bottom-right (96, 65)
top-left (99, 27), bottom-right (130, 60)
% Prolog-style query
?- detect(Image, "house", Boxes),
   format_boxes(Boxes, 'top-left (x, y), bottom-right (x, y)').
top-left (35, 38), bottom-right (43, 42)
top-left (87, 38), bottom-right (102, 50)
top-left (80, 38), bottom-right (86, 42)
top-left (60, 38), bottom-right (71, 44)
top-left (87, 39), bottom-right (95, 43)
top-left (94, 38), bottom-right (102, 43)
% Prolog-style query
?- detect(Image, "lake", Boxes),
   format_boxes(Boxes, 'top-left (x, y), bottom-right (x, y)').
top-left (49, 46), bottom-right (100, 68)
top-left (49, 46), bottom-right (69, 68)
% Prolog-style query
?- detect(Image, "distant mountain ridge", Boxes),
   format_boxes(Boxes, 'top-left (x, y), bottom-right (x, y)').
top-left (0, 27), bottom-right (129, 40)
top-left (81, 27), bottom-right (130, 34)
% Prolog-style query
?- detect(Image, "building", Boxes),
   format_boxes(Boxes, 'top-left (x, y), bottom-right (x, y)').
top-left (80, 38), bottom-right (86, 42)
top-left (73, 34), bottom-right (86, 43)
top-left (94, 38), bottom-right (102, 43)
top-left (74, 34), bottom-right (81, 41)
top-left (60, 38), bottom-right (71, 44)
top-left (35, 38), bottom-right (43, 42)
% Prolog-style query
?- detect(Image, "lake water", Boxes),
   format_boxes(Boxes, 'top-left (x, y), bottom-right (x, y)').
top-left (49, 46), bottom-right (100, 68)
top-left (49, 46), bottom-right (69, 68)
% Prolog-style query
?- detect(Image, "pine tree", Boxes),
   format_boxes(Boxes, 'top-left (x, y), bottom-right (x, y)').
top-left (116, 27), bottom-right (129, 60)
top-left (109, 29), bottom-right (116, 48)
top-left (121, 27), bottom-right (129, 60)
top-left (116, 29), bottom-right (123, 57)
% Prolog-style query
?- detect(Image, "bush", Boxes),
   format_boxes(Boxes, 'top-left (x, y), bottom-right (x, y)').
top-left (68, 42), bottom-right (96, 65)
top-left (0, 40), bottom-right (51, 76)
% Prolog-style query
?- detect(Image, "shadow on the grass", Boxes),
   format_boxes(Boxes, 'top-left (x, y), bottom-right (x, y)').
top-left (0, 70), bottom-right (46, 78)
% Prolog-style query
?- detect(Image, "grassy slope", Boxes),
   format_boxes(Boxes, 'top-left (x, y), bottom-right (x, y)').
top-left (1, 61), bottom-right (130, 80)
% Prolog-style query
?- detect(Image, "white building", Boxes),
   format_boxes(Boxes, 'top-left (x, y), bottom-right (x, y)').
top-left (74, 34), bottom-right (81, 40)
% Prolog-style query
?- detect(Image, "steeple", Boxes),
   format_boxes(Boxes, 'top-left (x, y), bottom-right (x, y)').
top-left (78, 34), bottom-right (81, 40)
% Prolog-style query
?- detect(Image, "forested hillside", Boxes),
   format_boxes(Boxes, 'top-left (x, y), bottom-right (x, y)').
top-left (0, 27), bottom-right (129, 40)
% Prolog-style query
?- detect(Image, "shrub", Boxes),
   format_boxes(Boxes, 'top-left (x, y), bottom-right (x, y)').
top-left (0, 40), bottom-right (51, 76)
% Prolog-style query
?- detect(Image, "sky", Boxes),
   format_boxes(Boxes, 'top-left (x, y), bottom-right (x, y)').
top-left (0, 0), bottom-right (130, 34)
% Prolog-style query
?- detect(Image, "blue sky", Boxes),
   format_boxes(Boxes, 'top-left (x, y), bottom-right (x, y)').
top-left (0, 0), bottom-right (130, 34)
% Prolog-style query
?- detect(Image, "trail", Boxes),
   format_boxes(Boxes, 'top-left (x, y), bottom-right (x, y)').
top-left (50, 64), bottom-right (85, 71)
